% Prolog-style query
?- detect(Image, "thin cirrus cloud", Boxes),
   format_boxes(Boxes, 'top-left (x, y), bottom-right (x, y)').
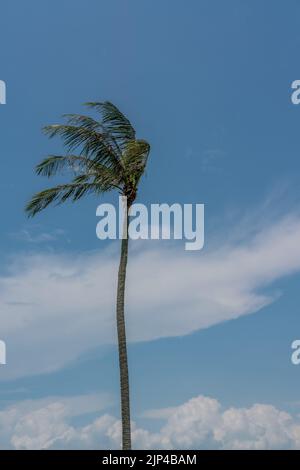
top-left (1, 212), bottom-right (300, 378)
top-left (1, 394), bottom-right (300, 449)
top-left (10, 228), bottom-right (67, 243)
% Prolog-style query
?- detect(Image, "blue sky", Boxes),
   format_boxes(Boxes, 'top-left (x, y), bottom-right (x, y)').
top-left (1, 0), bottom-right (300, 449)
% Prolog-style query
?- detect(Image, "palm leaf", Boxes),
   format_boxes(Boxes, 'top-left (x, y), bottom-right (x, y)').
top-left (25, 182), bottom-right (102, 217)
top-left (85, 101), bottom-right (136, 145)
top-left (43, 124), bottom-right (122, 171)
top-left (35, 155), bottom-right (122, 186)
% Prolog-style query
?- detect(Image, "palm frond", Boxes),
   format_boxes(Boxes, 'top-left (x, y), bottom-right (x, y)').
top-left (25, 182), bottom-right (102, 217)
top-left (43, 124), bottom-right (121, 171)
top-left (63, 113), bottom-right (123, 158)
top-left (85, 101), bottom-right (136, 145)
top-left (62, 114), bottom-right (102, 131)
top-left (36, 154), bottom-right (92, 177)
top-left (35, 155), bottom-right (123, 183)
top-left (36, 155), bottom-right (123, 190)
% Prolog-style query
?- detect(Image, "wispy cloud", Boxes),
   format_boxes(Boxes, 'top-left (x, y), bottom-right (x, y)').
top-left (1, 210), bottom-right (300, 378)
top-left (10, 228), bottom-right (67, 244)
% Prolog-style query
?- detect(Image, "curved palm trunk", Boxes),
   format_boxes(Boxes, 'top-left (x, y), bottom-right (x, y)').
top-left (116, 200), bottom-right (132, 450)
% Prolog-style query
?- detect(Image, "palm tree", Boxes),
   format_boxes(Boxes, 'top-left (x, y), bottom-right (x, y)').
top-left (25, 101), bottom-right (150, 450)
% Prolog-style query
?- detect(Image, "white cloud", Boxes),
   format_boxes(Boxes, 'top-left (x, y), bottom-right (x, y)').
top-left (0, 393), bottom-right (112, 450)
top-left (1, 213), bottom-right (300, 377)
top-left (141, 395), bottom-right (300, 450)
top-left (2, 394), bottom-right (300, 450)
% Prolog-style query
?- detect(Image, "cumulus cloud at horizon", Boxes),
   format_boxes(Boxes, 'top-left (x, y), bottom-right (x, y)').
top-left (1, 393), bottom-right (300, 450)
